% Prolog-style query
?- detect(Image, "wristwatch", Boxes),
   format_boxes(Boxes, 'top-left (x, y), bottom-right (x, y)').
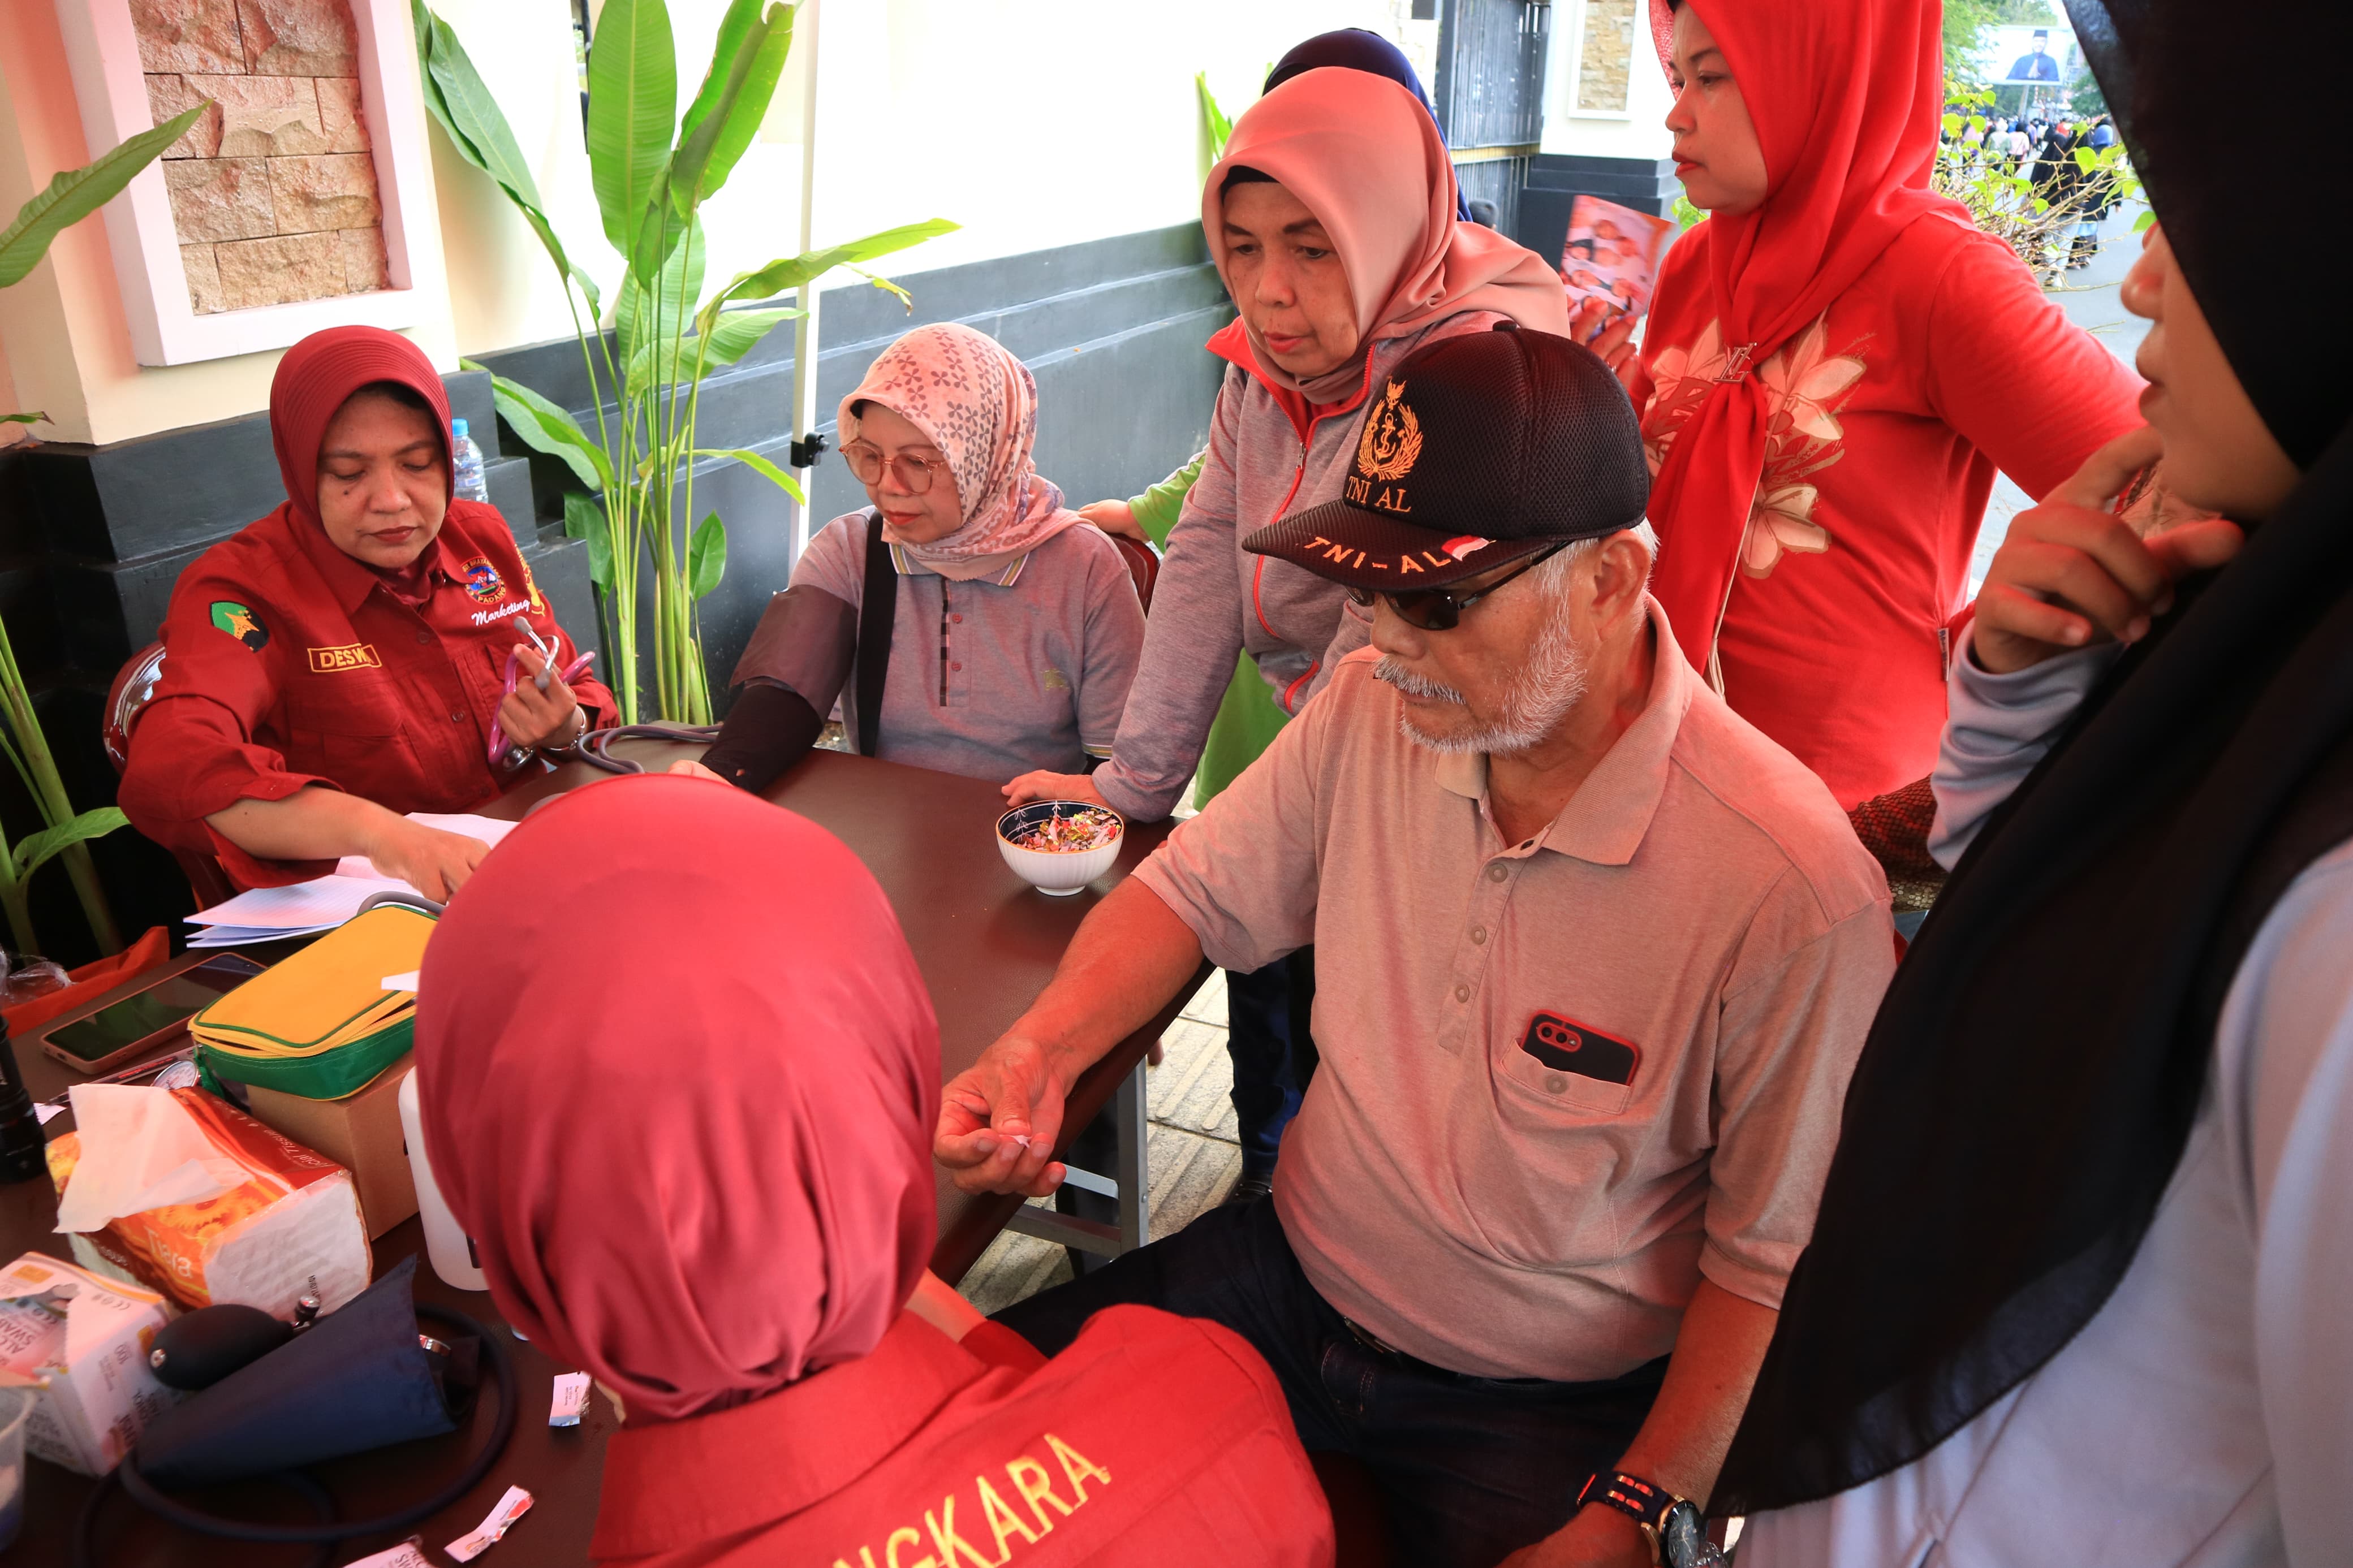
top-left (1576, 1471), bottom-right (1725, 1567)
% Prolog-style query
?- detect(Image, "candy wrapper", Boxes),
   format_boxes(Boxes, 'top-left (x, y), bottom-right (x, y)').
top-left (47, 1085), bottom-right (370, 1317)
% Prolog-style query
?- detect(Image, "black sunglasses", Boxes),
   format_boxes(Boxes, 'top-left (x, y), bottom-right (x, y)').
top-left (1342, 542), bottom-right (1569, 631)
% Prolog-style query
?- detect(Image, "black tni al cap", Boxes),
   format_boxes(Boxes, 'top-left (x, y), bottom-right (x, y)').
top-left (1243, 322), bottom-right (1649, 591)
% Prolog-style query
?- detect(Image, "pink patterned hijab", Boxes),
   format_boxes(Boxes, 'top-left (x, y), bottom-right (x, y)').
top-left (838, 322), bottom-right (1082, 575)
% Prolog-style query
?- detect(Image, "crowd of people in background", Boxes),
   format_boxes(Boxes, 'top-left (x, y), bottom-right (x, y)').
top-left (117, 0), bottom-right (2350, 1563)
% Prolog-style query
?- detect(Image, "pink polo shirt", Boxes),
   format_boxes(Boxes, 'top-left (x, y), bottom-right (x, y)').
top-left (1134, 600), bottom-right (1895, 1381)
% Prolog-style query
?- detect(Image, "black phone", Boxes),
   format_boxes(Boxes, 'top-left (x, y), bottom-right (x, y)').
top-left (40, 956), bottom-right (266, 1074)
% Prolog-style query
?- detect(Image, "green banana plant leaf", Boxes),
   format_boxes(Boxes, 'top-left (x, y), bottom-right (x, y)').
top-left (694, 306), bottom-right (798, 368)
top-left (692, 446), bottom-right (804, 503)
top-left (413, 1), bottom-right (543, 210)
top-left (0, 101), bottom-right (209, 289)
top-left (696, 219), bottom-right (960, 335)
top-left (562, 491), bottom-right (615, 589)
top-left (617, 212), bottom-right (704, 378)
top-left (686, 511), bottom-right (727, 600)
top-left (626, 172), bottom-right (689, 288)
top-left (670, 0), bottom-right (794, 217)
top-left (1197, 72), bottom-right (1235, 163)
top-left (624, 305), bottom-right (796, 388)
top-left (587, 0), bottom-right (678, 258)
top-left (11, 808), bottom-right (127, 884)
top-left (462, 361), bottom-right (611, 491)
top-left (413, 3), bottom-right (601, 319)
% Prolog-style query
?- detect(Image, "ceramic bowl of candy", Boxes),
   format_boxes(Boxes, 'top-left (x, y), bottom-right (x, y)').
top-left (996, 801), bottom-right (1125, 896)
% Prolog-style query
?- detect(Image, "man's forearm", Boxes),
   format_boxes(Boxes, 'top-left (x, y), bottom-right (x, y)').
top-left (206, 785), bottom-right (396, 862)
top-left (1614, 1279), bottom-right (1779, 1506)
top-left (1010, 879), bottom-right (1205, 1086)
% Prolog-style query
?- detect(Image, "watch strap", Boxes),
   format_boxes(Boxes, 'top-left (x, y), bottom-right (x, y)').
top-left (1577, 1470), bottom-right (1673, 1530)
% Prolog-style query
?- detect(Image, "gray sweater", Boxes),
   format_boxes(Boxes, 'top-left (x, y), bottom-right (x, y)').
top-left (732, 510), bottom-right (1144, 785)
top-left (1093, 310), bottom-right (1506, 821)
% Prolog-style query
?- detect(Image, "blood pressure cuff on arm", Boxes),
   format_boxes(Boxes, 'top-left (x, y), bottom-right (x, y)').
top-left (700, 680), bottom-right (826, 796)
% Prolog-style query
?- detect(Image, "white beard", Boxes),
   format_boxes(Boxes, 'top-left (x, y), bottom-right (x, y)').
top-left (1375, 597), bottom-right (1591, 757)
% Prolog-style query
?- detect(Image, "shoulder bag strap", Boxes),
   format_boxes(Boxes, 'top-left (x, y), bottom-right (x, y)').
top-left (854, 511), bottom-right (895, 758)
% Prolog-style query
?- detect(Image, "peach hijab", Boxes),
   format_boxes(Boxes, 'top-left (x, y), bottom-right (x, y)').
top-left (1203, 67), bottom-right (1572, 402)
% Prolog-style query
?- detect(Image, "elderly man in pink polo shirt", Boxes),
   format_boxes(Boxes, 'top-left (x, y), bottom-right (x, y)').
top-left (937, 325), bottom-right (1895, 1568)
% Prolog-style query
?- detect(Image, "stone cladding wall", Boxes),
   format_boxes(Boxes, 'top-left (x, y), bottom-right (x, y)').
top-left (1576, 0), bottom-right (1637, 114)
top-left (133, 0), bottom-right (388, 314)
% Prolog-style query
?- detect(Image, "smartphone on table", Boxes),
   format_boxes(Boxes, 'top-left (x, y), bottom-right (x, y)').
top-left (39, 955), bottom-right (266, 1075)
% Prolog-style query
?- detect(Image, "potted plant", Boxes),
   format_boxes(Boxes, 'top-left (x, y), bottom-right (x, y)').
top-left (414, 0), bottom-right (955, 723)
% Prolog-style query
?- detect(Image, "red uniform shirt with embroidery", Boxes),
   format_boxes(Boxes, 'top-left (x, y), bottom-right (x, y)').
top-left (119, 499), bottom-right (617, 888)
top-left (588, 1307), bottom-right (1334, 1568)
top-left (1639, 215), bottom-right (2145, 808)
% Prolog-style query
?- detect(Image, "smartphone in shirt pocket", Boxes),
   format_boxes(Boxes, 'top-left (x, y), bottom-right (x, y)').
top-left (1499, 1010), bottom-right (1640, 1116)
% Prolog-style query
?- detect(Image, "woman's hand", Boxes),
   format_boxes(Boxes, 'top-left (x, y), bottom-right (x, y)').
top-left (1973, 426), bottom-right (2244, 675)
top-left (1078, 499), bottom-right (1145, 543)
top-left (1002, 771), bottom-right (1109, 810)
top-left (1567, 297), bottom-right (1648, 403)
top-left (499, 646), bottom-right (585, 751)
top-left (360, 817), bottom-right (490, 902)
top-left (667, 759), bottom-right (725, 784)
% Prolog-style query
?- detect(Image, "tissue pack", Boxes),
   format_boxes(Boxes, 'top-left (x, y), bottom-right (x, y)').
top-left (47, 1087), bottom-right (370, 1318)
top-left (0, 1253), bottom-right (181, 1475)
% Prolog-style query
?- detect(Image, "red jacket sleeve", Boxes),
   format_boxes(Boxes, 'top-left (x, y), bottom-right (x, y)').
top-left (1921, 223), bottom-right (2148, 501)
top-left (119, 559), bottom-right (344, 889)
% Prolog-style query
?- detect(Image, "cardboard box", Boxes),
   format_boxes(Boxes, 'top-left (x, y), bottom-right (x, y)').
top-left (49, 1089), bottom-right (373, 1318)
top-left (0, 1253), bottom-right (181, 1475)
top-left (244, 1055), bottom-right (419, 1239)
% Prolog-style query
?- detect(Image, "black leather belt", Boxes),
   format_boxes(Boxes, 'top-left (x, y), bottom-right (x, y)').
top-left (1337, 1316), bottom-right (1542, 1384)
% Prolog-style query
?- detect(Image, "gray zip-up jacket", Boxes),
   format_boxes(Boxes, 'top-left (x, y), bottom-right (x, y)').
top-left (1094, 309), bottom-right (1505, 820)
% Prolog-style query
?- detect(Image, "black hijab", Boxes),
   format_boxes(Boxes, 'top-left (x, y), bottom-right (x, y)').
top-left (1714, 0), bottom-right (2353, 1513)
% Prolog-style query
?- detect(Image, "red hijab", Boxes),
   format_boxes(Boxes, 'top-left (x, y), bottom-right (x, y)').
top-left (415, 775), bottom-right (941, 1422)
top-left (1642, 0), bottom-right (1969, 672)
top-left (269, 325), bottom-right (454, 530)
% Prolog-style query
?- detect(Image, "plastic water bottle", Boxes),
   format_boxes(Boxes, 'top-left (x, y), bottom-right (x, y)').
top-left (399, 1068), bottom-right (489, 1291)
top-left (451, 417), bottom-right (489, 502)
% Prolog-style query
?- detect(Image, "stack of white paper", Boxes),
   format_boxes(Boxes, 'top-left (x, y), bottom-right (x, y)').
top-left (186, 814), bottom-right (516, 947)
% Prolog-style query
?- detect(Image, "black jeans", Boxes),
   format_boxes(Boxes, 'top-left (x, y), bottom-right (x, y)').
top-left (1224, 959), bottom-right (1304, 1179)
top-left (996, 1197), bottom-right (1667, 1568)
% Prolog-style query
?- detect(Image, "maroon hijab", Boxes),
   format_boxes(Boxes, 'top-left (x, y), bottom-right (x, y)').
top-left (415, 775), bottom-right (941, 1422)
top-left (268, 325), bottom-right (454, 530)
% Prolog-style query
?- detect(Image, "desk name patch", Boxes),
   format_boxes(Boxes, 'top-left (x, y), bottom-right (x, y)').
top-left (829, 1431), bottom-right (1111, 1568)
top-left (307, 642), bottom-right (382, 673)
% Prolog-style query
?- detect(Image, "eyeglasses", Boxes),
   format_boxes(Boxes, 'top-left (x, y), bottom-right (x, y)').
top-left (1343, 542), bottom-right (1568, 631)
top-left (842, 440), bottom-right (949, 494)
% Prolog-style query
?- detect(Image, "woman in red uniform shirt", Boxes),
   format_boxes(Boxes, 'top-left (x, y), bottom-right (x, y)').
top-left (413, 775), bottom-right (1334, 1568)
top-left (1584, 0), bottom-right (2149, 809)
top-left (118, 326), bottom-right (617, 896)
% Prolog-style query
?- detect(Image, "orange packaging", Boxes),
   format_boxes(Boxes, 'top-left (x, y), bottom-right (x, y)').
top-left (47, 1087), bottom-right (372, 1317)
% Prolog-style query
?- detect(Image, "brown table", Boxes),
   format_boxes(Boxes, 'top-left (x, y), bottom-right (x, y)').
top-left (10, 742), bottom-right (1200, 1565)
